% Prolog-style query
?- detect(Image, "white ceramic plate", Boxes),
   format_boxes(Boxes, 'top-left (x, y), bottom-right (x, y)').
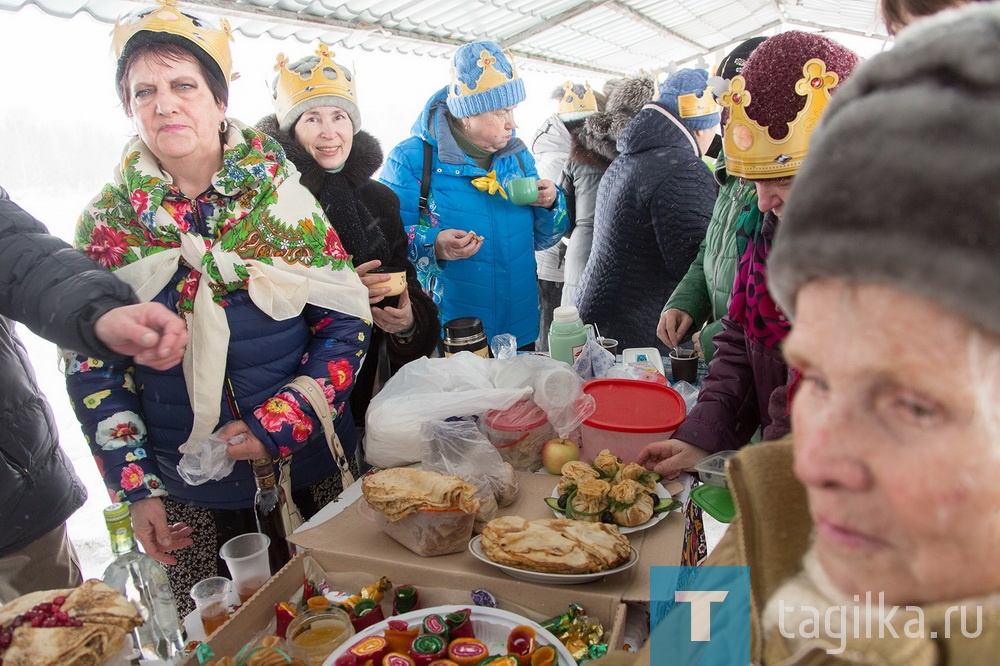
top-left (548, 481), bottom-right (678, 534)
top-left (323, 604), bottom-right (576, 666)
top-left (468, 536), bottom-right (639, 585)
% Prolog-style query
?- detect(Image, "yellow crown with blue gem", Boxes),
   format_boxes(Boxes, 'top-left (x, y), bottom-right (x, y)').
top-left (272, 43), bottom-right (360, 133)
top-left (447, 41), bottom-right (527, 118)
top-left (111, 0), bottom-right (235, 93)
top-left (558, 81), bottom-right (599, 120)
top-left (721, 58), bottom-right (838, 180)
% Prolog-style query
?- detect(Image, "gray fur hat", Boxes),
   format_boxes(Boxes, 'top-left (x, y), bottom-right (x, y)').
top-left (769, 4), bottom-right (1000, 337)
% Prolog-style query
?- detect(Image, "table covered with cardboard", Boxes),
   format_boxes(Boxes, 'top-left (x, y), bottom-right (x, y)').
top-left (188, 470), bottom-right (684, 662)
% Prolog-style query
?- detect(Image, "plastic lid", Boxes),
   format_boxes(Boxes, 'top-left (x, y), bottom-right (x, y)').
top-left (443, 317), bottom-right (484, 339)
top-left (485, 399), bottom-right (549, 432)
top-left (551, 305), bottom-right (581, 324)
top-left (581, 379), bottom-right (686, 433)
top-left (690, 485), bottom-right (736, 523)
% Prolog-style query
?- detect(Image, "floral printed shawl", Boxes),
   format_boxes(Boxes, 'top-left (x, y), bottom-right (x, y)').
top-left (77, 119), bottom-right (371, 452)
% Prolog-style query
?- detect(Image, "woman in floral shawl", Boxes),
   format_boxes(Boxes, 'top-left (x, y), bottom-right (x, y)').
top-left (65, 2), bottom-right (371, 615)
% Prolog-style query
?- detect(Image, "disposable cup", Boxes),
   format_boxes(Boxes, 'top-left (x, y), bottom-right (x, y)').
top-left (597, 337), bottom-right (619, 355)
top-left (669, 349), bottom-right (699, 384)
top-left (219, 533), bottom-right (271, 603)
top-left (189, 576), bottom-right (231, 636)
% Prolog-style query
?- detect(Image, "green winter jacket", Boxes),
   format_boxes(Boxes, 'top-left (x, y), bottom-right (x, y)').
top-left (663, 150), bottom-right (760, 362)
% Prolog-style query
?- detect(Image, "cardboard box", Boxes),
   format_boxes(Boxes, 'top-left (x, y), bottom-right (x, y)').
top-left (185, 471), bottom-right (684, 663)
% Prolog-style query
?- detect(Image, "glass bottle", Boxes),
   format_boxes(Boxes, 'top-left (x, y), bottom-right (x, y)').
top-left (102, 503), bottom-right (185, 663)
top-left (252, 458), bottom-right (294, 573)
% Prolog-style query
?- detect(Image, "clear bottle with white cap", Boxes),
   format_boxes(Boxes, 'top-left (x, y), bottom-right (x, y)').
top-left (548, 305), bottom-right (589, 365)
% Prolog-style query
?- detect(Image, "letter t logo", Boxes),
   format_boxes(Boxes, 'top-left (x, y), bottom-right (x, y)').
top-left (674, 590), bottom-right (729, 641)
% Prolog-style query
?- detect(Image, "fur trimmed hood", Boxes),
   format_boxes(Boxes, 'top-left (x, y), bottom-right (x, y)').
top-left (256, 114), bottom-right (384, 195)
top-left (574, 77), bottom-right (655, 163)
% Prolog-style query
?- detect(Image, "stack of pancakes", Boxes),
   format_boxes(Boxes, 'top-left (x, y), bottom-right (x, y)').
top-left (481, 516), bottom-right (631, 574)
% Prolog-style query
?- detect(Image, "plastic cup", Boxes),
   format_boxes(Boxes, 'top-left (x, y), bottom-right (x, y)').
top-left (508, 177), bottom-right (539, 205)
top-left (190, 577), bottom-right (232, 636)
top-left (219, 533), bottom-right (272, 603)
top-left (597, 337), bottom-right (619, 355)
top-left (669, 349), bottom-right (700, 384)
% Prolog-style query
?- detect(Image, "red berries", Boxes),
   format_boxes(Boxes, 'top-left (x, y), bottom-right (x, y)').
top-left (0, 594), bottom-right (82, 658)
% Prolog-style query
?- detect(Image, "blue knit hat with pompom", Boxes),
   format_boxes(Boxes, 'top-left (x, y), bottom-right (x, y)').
top-left (447, 40), bottom-right (527, 118)
top-left (657, 68), bottom-right (720, 131)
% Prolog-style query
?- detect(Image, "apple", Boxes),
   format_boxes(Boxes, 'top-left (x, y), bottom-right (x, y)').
top-left (541, 437), bottom-right (580, 475)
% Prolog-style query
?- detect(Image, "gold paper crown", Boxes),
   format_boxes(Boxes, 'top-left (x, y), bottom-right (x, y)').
top-left (272, 43), bottom-right (358, 126)
top-left (677, 85), bottom-right (719, 119)
top-left (558, 81), bottom-right (598, 117)
top-left (720, 58), bottom-right (838, 179)
top-left (450, 49), bottom-right (519, 97)
top-left (111, 0), bottom-right (235, 85)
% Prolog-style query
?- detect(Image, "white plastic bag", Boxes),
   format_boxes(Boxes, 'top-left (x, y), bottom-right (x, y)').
top-left (365, 353), bottom-right (596, 468)
top-left (177, 428), bottom-right (245, 486)
top-left (365, 354), bottom-right (530, 468)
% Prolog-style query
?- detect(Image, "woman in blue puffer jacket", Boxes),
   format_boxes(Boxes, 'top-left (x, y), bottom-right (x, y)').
top-left (380, 40), bottom-right (568, 347)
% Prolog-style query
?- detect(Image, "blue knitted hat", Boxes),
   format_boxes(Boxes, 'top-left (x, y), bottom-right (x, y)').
top-left (447, 40), bottom-right (527, 118)
top-left (657, 68), bottom-right (720, 131)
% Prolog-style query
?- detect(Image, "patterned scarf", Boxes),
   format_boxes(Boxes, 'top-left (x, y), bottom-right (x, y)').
top-left (729, 208), bottom-right (790, 348)
top-left (77, 119), bottom-right (371, 452)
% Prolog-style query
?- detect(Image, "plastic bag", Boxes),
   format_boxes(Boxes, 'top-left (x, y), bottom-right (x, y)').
top-left (490, 333), bottom-right (518, 359)
top-left (177, 428), bottom-right (245, 486)
top-left (670, 380), bottom-right (700, 414)
top-left (420, 418), bottom-right (519, 531)
top-left (491, 354), bottom-right (596, 438)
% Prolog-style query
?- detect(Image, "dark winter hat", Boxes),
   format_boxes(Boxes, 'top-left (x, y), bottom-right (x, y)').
top-left (111, 1), bottom-right (234, 99)
top-left (721, 31), bottom-right (860, 179)
top-left (769, 4), bottom-right (1000, 337)
top-left (716, 36), bottom-right (767, 82)
top-left (447, 41), bottom-right (526, 118)
top-left (657, 68), bottom-right (720, 131)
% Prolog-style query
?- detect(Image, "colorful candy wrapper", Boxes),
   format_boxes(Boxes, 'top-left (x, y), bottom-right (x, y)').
top-left (540, 604), bottom-right (584, 636)
top-left (471, 589), bottom-right (497, 608)
top-left (581, 644), bottom-right (609, 663)
top-left (361, 576), bottom-right (393, 603)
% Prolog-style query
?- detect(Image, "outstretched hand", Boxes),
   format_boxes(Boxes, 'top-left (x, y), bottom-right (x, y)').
top-left (636, 438), bottom-right (710, 479)
top-left (128, 497), bottom-right (193, 565)
top-left (94, 302), bottom-right (188, 370)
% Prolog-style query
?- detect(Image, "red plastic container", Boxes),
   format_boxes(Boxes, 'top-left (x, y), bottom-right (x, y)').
top-left (579, 379), bottom-right (687, 464)
top-left (484, 399), bottom-right (555, 471)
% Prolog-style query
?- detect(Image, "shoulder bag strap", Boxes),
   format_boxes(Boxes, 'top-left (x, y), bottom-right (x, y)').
top-left (418, 140), bottom-right (433, 215)
top-left (285, 375), bottom-right (357, 488)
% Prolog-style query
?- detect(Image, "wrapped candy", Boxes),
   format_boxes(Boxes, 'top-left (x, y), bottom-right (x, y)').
top-left (540, 604), bottom-right (584, 636)
top-left (409, 634), bottom-right (447, 666)
top-left (274, 601), bottom-right (297, 639)
top-left (581, 644), bottom-right (609, 663)
top-left (446, 637), bottom-right (489, 666)
top-left (340, 576), bottom-right (393, 613)
top-left (444, 608), bottom-right (475, 640)
top-left (394, 585), bottom-right (420, 615)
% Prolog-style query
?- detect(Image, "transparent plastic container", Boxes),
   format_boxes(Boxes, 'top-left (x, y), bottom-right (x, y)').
top-left (693, 450), bottom-right (738, 488)
top-left (484, 399), bottom-right (555, 471)
top-left (285, 606), bottom-right (354, 666)
top-left (374, 509), bottom-right (476, 557)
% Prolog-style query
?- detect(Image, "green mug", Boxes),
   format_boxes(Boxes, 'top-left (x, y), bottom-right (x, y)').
top-left (508, 177), bottom-right (539, 206)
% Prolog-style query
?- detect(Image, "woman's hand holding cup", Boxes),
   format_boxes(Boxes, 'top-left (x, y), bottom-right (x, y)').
top-left (373, 287), bottom-right (416, 334)
top-left (357, 259), bottom-right (396, 304)
top-left (531, 179), bottom-right (558, 209)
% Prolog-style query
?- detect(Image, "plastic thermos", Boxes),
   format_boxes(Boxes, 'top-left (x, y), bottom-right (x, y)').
top-left (548, 306), bottom-right (588, 364)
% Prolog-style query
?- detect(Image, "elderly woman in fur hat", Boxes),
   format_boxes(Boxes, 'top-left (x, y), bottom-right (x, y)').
top-left (599, 5), bottom-right (1000, 663)
top-left (257, 45), bottom-right (439, 464)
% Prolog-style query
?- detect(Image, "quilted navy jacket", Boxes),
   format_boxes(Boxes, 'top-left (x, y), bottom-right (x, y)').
top-left (380, 86), bottom-right (568, 344)
top-left (576, 102), bottom-right (716, 351)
